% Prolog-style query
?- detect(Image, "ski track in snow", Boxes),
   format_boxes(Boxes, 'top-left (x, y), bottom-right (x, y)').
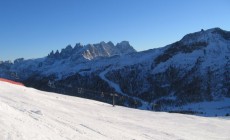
top-left (99, 68), bottom-right (150, 109)
top-left (99, 68), bottom-right (124, 95)
top-left (1, 81), bottom-right (230, 140)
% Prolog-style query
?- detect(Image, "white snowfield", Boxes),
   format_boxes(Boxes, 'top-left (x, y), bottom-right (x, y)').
top-left (0, 81), bottom-right (230, 140)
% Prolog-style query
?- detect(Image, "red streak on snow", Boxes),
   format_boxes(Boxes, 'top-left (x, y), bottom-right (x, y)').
top-left (0, 78), bottom-right (24, 86)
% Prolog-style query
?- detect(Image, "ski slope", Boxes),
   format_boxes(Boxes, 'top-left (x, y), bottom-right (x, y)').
top-left (0, 81), bottom-right (230, 140)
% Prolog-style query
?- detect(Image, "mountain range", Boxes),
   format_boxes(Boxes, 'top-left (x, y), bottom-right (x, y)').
top-left (0, 27), bottom-right (230, 116)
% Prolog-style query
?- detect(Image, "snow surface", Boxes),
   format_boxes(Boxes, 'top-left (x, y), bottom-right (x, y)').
top-left (1, 81), bottom-right (230, 140)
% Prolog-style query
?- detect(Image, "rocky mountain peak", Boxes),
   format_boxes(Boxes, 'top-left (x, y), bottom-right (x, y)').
top-left (181, 28), bottom-right (230, 44)
top-left (154, 28), bottom-right (230, 65)
top-left (208, 28), bottom-right (230, 40)
top-left (81, 41), bottom-right (136, 60)
top-left (47, 41), bottom-right (136, 60)
top-left (115, 41), bottom-right (136, 54)
top-left (107, 41), bottom-right (115, 47)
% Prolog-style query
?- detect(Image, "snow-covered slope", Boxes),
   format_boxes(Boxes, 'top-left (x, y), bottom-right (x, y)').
top-left (1, 81), bottom-right (230, 140)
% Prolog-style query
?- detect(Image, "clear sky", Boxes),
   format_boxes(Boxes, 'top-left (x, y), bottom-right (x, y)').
top-left (0, 0), bottom-right (230, 61)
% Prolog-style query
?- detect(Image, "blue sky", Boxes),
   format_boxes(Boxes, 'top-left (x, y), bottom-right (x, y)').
top-left (0, 0), bottom-right (230, 61)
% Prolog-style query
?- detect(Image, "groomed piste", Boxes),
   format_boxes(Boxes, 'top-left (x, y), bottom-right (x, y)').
top-left (0, 81), bottom-right (230, 140)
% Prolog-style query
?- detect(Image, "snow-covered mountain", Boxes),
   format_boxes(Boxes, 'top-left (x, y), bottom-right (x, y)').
top-left (0, 28), bottom-right (230, 116)
top-left (1, 81), bottom-right (230, 140)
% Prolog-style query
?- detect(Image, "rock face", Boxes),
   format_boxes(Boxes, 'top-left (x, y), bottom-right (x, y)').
top-left (47, 41), bottom-right (136, 60)
top-left (0, 28), bottom-right (230, 115)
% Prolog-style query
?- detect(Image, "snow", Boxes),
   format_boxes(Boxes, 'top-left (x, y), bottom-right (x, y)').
top-left (1, 81), bottom-right (230, 140)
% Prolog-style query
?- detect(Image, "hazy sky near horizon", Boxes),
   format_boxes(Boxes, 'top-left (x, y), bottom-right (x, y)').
top-left (0, 0), bottom-right (230, 61)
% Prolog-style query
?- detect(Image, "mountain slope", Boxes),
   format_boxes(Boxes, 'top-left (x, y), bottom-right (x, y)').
top-left (1, 81), bottom-right (230, 140)
top-left (0, 28), bottom-right (230, 115)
